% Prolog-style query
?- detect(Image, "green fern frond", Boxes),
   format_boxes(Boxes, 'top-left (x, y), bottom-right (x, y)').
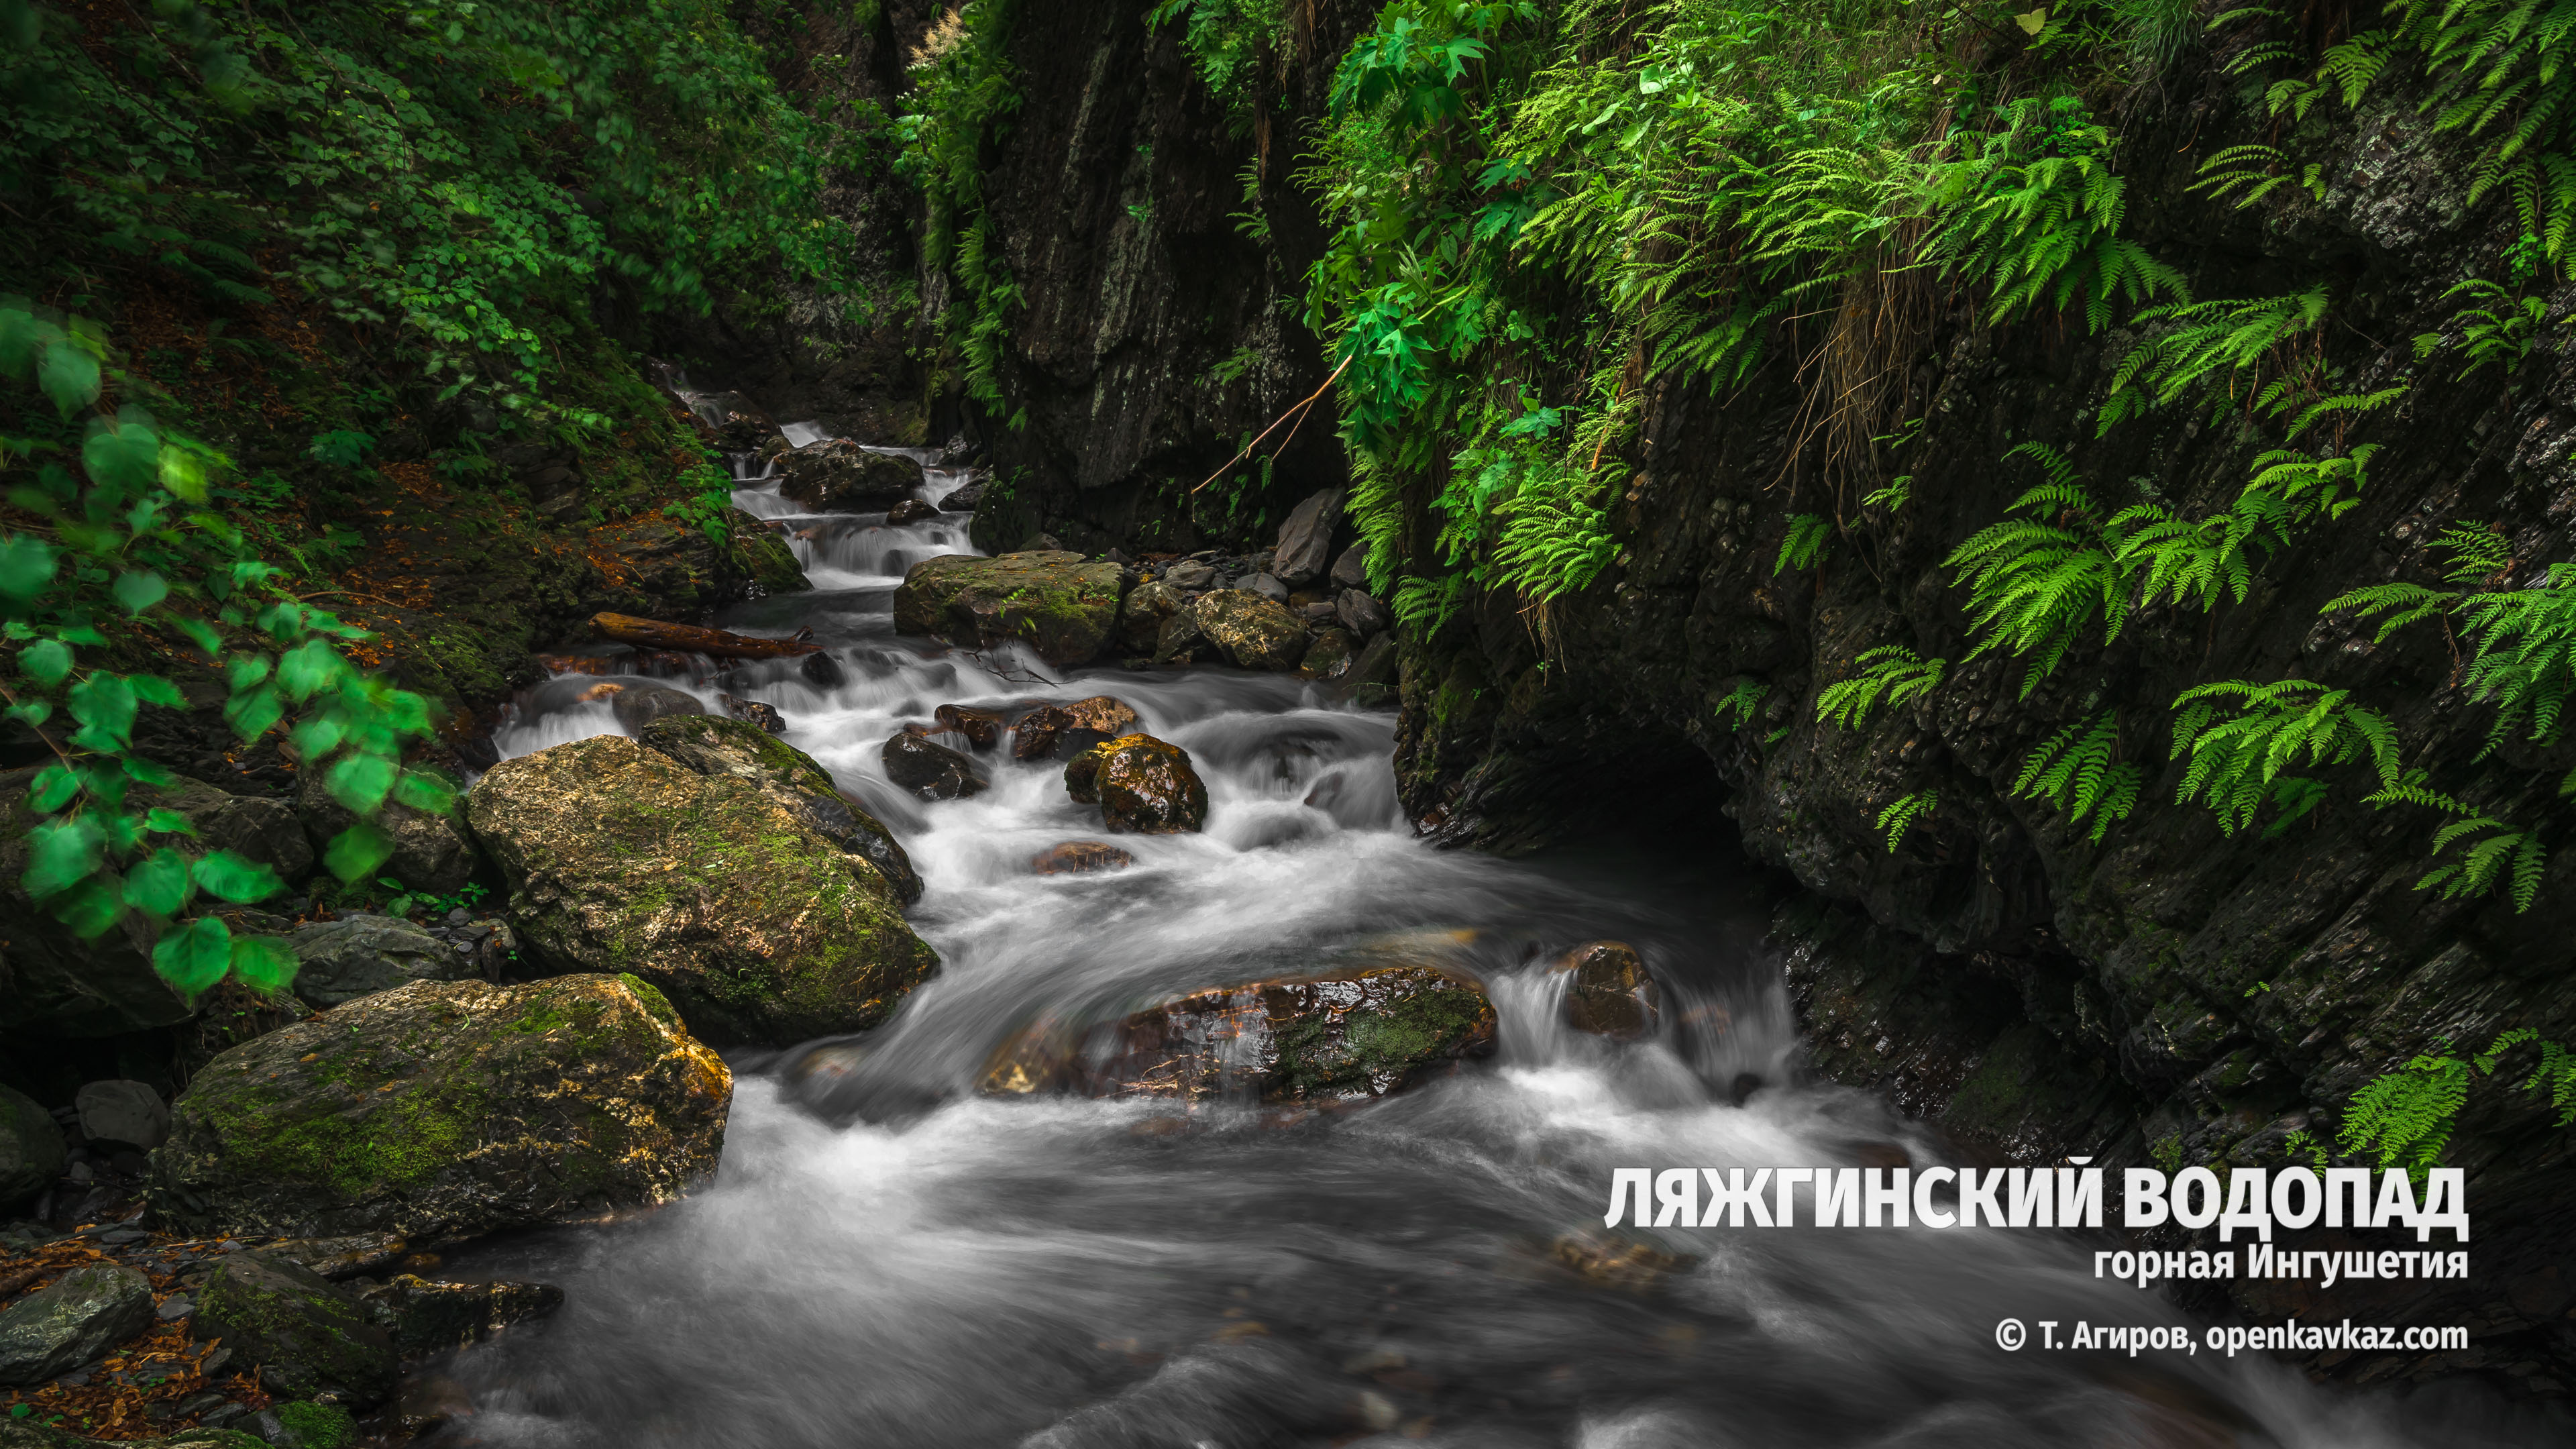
top-left (2339, 1044), bottom-right (2471, 1178)
top-left (2010, 710), bottom-right (2144, 843)
top-left (1775, 513), bottom-right (1835, 576)
top-left (1815, 645), bottom-right (1947, 730)
top-left (2168, 678), bottom-right (2403, 833)
top-left (1713, 676), bottom-right (1770, 732)
top-left (1876, 790), bottom-right (1938, 853)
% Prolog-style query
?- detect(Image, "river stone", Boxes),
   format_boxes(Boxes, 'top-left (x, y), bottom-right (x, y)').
top-left (893, 551), bottom-right (1126, 665)
top-left (933, 702), bottom-right (1006, 750)
top-left (606, 682), bottom-right (705, 734)
top-left (137, 775), bottom-right (313, 883)
top-left (0, 1086), bottom-right (66, 1213)
top-left (1031, 841), bottom-right (1134, 874)
top-left (1163, 559), bottom-right (1216, 591)
top-left (1117, 578), bottom-right (1183, 653)
top-left (1329, 545), bottom-right (1369, 591)
top-left (635, 714), bottom-right (923, 905)
top-left (1551, 941), bottom-right (1662, 1040)
top-left (1300, 628), bottom-right (1358, 681)
top-left (1189, 591), bottom-right (1308, 672)
top-left (1335, 588), bottom-right (1391, 640)
top-left (1010, 696), bottom-right (1141, 760)
top-left (288, 915), bottom-right (470, 1009)
top-left (464, 735), bottom-right (938, 1043)
top-left (981, 965), bottom-right (1495, 1103)
top-left (883, 731), bottom-right (985, 800)
top-left (294, 769), bottom-right (476, 896)
top-left (777, 439), bottom-right (920, 511)
top-left (191, 1253), bottom-right (395, 1407)
top-left (74, 1079), bottom-right (169, 1151)
top-left (0, 1263), bottom-right (155, 1384)
top-left (722, 696), bottom-right (786, 734)
top-left (1065, 735), bottom-right (1208, 833)
top-left (1271, 488), bottom-right (1346, 586)
top-left (354, 1275), bottom-right (564, 1355)
top-left (148, 974), bottom-right (731, 1242)
top-left (1242, 572), bottom-right (1289, 605)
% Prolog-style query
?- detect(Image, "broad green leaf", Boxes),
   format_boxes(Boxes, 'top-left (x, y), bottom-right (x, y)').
top-left (392, 769), bottom-right (458, 814)
top-left (292, 715), bottom-right (345, 760)
top-left (65, 673), bottom-right (139, 751)
top-left (52, 875), bottom-right (127, 938)
top-left (324, 820), bottom-right (395, 881)
top-left (82, 420), bottom-right (160, 495)
top-left (228, 934), bottom-right (299, 992)
top-left (276, 639), bottom-right (341, 700)
top-left (123, 847), bottom-right (195, 916)
top-left (193, 849), bottom-right (283, 903)
top-left (19, 637), bottom-right (71, 686)
top-left (144, 807), bottom-right (199, 835)
top-left (116, 753), bottom-right (172, 786)
top-left (227, 654), bottom-right (273, 690)
top-left (128, 674), bottom-right (184, 708)
top-left (0, 307), bottom-right (44, 377)
top-left (113, 570), bottom-right (170, 615)
top-left (174, 616), bottom-right (224, 659)
top-left (153, 916), bottom-right (234, 995)
top-left (3, 700), bottom-right (50, 727)
top-left (327, 751), bottom-right (396, 814)
top-left (40, 340), bottom-right (101, 417)
top-left (22, 816), bottom-right (105, 899)
top-left (0, 535), bottom-right (57, 601)
top-left (225, 686), bottom-right (282, 742)
top-left (28, 764), bottom-right (78, 812)
top-left (160, 445), bottom-right (211, 502)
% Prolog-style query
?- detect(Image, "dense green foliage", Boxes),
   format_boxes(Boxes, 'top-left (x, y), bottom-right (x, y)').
top-left (897, 0), bottom-right (1028, 419)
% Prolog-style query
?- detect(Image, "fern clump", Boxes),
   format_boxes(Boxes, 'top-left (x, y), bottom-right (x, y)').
top-left (1815, 645), bottom-right (1946, 730)
top-left (2011, 712), bottom-right (2145, 843)
top-left (1943, 442), bottom-right (2126, 693)
top-left (1875, 790), bottom-right (1938, 853)
top-left (2167, 679), bottom-right (2402, 835)
top-left (2339, 1045), bottom-right (2471, 1177)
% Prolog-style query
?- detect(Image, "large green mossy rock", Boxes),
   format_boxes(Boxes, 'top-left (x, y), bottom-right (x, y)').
top-left (148, 974), bottom-right (729, 1242)
top-left (464, 733), bottom-right (938, 1043)
top-left (193, 1254), bottom-right (394, 1407)
top-left (636, 713), bottom-right (922, 904)
top-left (892, 551), bottom-right (1125, 666)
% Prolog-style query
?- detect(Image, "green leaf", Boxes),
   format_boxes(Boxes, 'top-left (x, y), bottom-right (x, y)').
top-left (21, 816), bottom-right (105, 899)
top-left (112, 570), bottom-right (170, 615)
top-left (17, 637), bottom-right (72, 686)
top-left (327, 751), bottom-right (396, 815)
top-left (82, 421), bottom-right (161, 496)
top-left (174, 616), bottom-right (224, 659)
top-left (192, 849), bottom-right (282, 904)
top-left (123, 847), bottom-right (196, 916)
top-left (229, 934), bottom-right (299, 992)
top-left (64, 673), bottom-right (138, 751)
top-left (152, 916), bottom-right (235, 995)
top-left (39, 340), bottom-right (101, 417)
top-left (51, 875), bottom-right (127, 938)
top-left (28, 764), bottom-right (79, 812)
top-left (225, 686), bottom-right (282, 743)
top-left (323, 821), bottom-right (395, 882)
top-left (392, 769), bottom-right (458, 814)
top-left (144, 807), bottom-right (199, 835)
top-left (0, 535), bottom-right (59, 602)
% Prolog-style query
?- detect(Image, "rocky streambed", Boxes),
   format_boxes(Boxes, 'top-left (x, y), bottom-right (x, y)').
top-left (1, 437), bottom-right (2558, 1448)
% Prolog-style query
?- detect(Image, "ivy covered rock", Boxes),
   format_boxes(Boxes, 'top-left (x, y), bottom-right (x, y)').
top-left (637, 713), bottom-right (922, 904)
top-left (192, 1253), bottom-right (395, 1407)
top-left (892, 551), bottom-right (1126, 665)
top-left (980, 965), bottom-right (1496, 1104)
top-left (148, 974), bottom-right (731, 1242)
top-left (464, 733), bottom-right (938, 1042)
top-left (1187, 590), bottom-right (1308, 672)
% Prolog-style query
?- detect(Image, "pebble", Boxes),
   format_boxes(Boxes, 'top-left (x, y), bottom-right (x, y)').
top-left (156, 1295), bottom-right (193, 1321)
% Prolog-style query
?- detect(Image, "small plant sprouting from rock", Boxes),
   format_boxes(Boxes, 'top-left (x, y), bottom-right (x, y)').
top-left (1874, 791), bottom-right (1936, 854)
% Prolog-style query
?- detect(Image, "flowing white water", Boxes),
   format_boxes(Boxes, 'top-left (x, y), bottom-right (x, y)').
top-left (445, 458), bottom-right (2549, 1448)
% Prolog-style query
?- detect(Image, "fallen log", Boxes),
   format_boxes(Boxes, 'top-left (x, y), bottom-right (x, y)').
top-left (588, 612), bottom-right (820, 658)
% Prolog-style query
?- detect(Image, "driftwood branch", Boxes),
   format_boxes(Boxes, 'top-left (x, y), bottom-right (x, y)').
top-left (589, 612), bottom-right (820, 658)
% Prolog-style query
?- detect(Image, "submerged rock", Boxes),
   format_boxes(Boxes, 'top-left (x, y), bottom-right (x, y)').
top-left (1066, 735), bottom-right (1208, 833)
top-left (0, 1263), bottom-right (154, 1384)
top-left (981, 965), bottom-right (1495, 1104)
top-left (1032, 841), bottom-right (1135, 875)
top-left (193, 1254), bottom-right (395, 1407)
top-left (883, 731), bottom-right (986, 800)
top-left (288, 914), bottom-right (473, 1010)
top-left (777, 440), bottom-right (920, 511)
top-left (1188, 591), bottom-right (1307, 672)
top-left (465, 733), bottom-right (938, 1041)
top-left (636, 714), bottom-right (923, 905)
top-left (1010, 695), bottom-right (1140, 760)
top-left (892, 551), bottom-right (1126, 665)
top-left (355, 1275), bottom-right (564, 1355)
top-left (0, 1085), bottom-right (66, 1214)
top-left (149, 974), bottom-right (730, 1242)
top-left (602, 682), bottom-right (705, 734)
top-left (1551, 941), bottom-right (1662, 1040)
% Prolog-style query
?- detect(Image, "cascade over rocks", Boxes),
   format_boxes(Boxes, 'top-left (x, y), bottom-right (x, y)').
top-left (980, 965), bottom-right (1496, 1104)
top-left (893, 551), bottom-right (1126, 665)
top-left (465, 733), bottom-right (938, 1041)
top-left (883, 731), bottom-right (985, 800)
top-left (1550, 942), bottom-right (1662, 1040)
top-left (148, 974), bottom-right (729, 1242)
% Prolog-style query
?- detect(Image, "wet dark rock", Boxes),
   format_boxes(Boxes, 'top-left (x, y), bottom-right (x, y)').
top-left (883, 731), bottom-right (986, 800)
top-left (1151, 610), bottom-right (1205, 665)
top-left (0, 1087), bottom-right (66, 1214)
top-left (1271, 487), bottom-right (1346, 586)
top-left (1549, 1231), bottom-right (1699, 1292)
top-left (800, 649), bottom-right (849, 690)
top-left (294, 768), bottom-right (476, 897)
top-left (1328, 546), bottom-right (1369, 591)
top-left (1299, 629), bottom-right (1358, 682)
top-left (892, 551), bottom-right (1126, 666)
top-left (1069, 735), bottom-right (1208, 833)
top-left (74, 1080), bottom-right (169, 1151)
top-left (777, 440), bottom-right (920, 511)
top-left (604, 682), bottom-right (706, 735)
top-left (1116, 578), bottom-right (1184, 654)
top-left (886, 497), bottom-right (939, 526)
top-left (136, 776), bottom-right (313, 884)
top-left (981, 965), bottom-right (1495, 1103)
top-left (193, 1254), bottom-right (394, 1407)
top-left (637, 714), bottom-right (923, 905)
top-left (1550, 941), bottom-right (1662, 1040)
top-left (149, 975), bottom-right (730, 1241)
top-left (934, 703), bottom-right (1006, 751)
top-left (1188, 592), bottom-right (1307, 672)
top-left (466, 733), bottom-right (935, 1038)
top-left (355, 1275), bottom-right (564, 1355)
top-left (1010, 696), bottom-right (1141, 760)
top-left (287, 915), bottom-right (472, 1010)
top-left (721, 695), bottom-right (786, 734)
top-left (0, 1263), bottom-right (154, 1383)
top-left (1242, 572), bottom-right (1289, 605)
top-left (938, 477), bottom-right (984, 512)
top-left (1163, 559), bottom-right (1216, 591)
top-left (1334, 588), bottom-right (1390, 641)
top-left (1343, 635), bottom-right (1398, 692)
top-left (262, 1234), bottom-right (412, 1282)
top-left (1032, 841), bottom-right (1136, 875)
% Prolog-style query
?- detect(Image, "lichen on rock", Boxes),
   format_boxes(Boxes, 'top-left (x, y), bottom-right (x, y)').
top-left (892, 551), bottom-right (1126, 665)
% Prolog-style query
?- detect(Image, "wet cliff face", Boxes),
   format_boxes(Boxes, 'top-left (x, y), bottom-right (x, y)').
top-left (1387, 66), bottom-right (2576, 1379)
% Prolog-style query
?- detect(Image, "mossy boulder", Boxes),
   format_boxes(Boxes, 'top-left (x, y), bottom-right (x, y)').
top-left (1066, 735), bottom-right (1208, 833)
top-left (248, 1401), bottom-right (358, 1449)
top-left (777, 439), bottom-right (920, 511)
top-left (0, 1085), bottom-right (66, 1214)
top-left (0, 1426), bottom-right (264, 1449)
top-left (464, 733), bottom-right (938, 1042)
top-left (892, 551), bottom-right (1126, 666)
top-left (636, 713), bottom-right (922, 904)
top-left (981, 965), bottom-right (1496, 1104)
top-left (193, 1254), bottom-right (395, 1407)
top-left (1187, 590), bottom-right (1309, 671)
top-left (0, 1263), bottom-right (153, 1383)
top-left (148, 974), bottom-right (730, 1242)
